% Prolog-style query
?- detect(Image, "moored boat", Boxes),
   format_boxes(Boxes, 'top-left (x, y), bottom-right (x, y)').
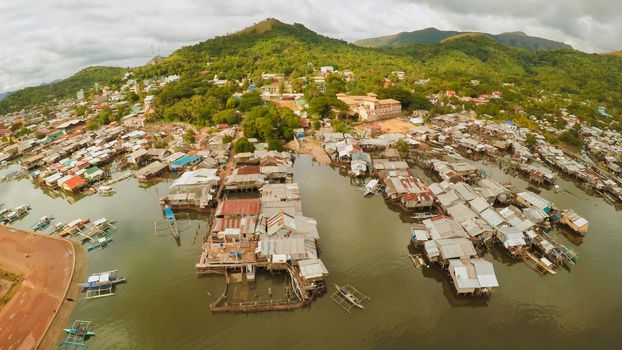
top-left (31, 215), bottom-right (54, 231)
top-left (79, 270), bottom-right (126, 290)
top-left (335, 284), bottom-right (365, 309)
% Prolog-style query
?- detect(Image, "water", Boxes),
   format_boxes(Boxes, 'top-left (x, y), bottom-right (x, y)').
top-left (1, 156), bottom-right (621, 349)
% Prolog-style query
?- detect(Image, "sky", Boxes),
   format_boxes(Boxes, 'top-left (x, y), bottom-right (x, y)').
top-left (1, 0), bottom-right (620, 93)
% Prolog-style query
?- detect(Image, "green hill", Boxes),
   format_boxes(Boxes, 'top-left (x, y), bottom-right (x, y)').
top-left (355, 28), bottom-right (461, 47)
top-left (354, 27), bottom-right (572, 51)
top-left (3, 19), bottom-right (622, 127)
top-left (0, 66), bottom-right (125, 114)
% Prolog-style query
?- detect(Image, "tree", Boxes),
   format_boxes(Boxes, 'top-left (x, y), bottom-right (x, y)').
top-left (234, 137), bottom-right (255, 153)
top-left (183, 130), bottom-right (196, 144)
top-left (225, 96), bottom-right (239, 109)
top-left (267, 138), bottom-right (283, 151)
top-left (238, 91), bottom-right (263, 112)
top-left (212, 109), bottom-right (240, 125)
top-left (525, 133), bottom-right (537, 147)
top-left (395, 139), bottom-right (410, 158)
top-left (308, 96), bottom-right (349, 119)
top-left (559, 127), bottom-right (582, 148)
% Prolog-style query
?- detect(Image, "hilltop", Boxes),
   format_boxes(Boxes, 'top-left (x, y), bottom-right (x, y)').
top-left (354, 27), bottom-right (572, 52)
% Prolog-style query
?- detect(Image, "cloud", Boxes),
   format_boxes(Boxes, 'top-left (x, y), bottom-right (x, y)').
top-left (0, 0), bottom-right (620, 93)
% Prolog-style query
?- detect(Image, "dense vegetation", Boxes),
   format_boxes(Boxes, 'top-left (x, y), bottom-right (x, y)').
top-left (0, 66), bottom-right (126, 114)
top-left (3, 18), bottom-right (622, 140)
top-left (355, 27), bottom-right (572, 52)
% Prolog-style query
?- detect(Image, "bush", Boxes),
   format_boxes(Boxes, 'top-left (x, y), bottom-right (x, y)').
top-left (234, 137), bottom-right (255, 153)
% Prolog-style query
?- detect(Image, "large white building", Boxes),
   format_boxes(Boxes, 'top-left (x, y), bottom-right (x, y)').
top-left (336, 92), bottom-right (401, 122)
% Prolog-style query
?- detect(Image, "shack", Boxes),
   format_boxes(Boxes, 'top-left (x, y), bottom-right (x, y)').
top-left (136, 161), bottom-right (168, 181)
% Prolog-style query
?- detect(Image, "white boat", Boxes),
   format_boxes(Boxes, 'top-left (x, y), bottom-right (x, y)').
top-left (335, 284), bottom-right (365, 309)
top-left (97, 185), bottom-right (115, 195)
top-left (79, 270), bottom-right (126, 289)
top-left (363, 179), bottom-right (380, 196)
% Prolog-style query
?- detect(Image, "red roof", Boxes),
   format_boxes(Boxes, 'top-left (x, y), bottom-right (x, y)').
top-left (216, 199), bottom-right (260, 217)
top-left (63, 175), bottom-right (86, 190)
top-left (236, 166), bottom-right (260, 175)
top-left (217, 123), bottom-right (229, 129)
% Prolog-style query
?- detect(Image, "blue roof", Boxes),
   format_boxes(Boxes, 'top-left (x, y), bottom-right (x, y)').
top-left (171, 155), bottom-right (200, 167)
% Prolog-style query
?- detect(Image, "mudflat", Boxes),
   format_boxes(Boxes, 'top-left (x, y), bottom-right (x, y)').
top-left (0, 225), bottom-right (84, 350)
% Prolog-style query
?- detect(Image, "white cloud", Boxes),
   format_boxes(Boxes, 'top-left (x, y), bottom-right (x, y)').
top-left (0, 0), bottom-right (620, 93)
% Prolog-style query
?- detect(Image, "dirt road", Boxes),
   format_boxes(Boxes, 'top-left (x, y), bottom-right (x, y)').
top-left (0, 226), bottom-right (85, 350)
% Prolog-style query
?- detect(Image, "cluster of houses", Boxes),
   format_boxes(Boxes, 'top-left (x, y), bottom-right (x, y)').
top-left (195, 145), bottom-right (328, 310)
top-left (308, 111), bottom-right (593, 296)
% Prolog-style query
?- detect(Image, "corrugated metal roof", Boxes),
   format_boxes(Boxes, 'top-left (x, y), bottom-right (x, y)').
top-left (216, 199), bottom-right (261, 217)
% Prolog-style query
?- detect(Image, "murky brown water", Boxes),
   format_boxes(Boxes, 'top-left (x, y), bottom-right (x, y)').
top-left (1, 155), bottom-right (621, 349)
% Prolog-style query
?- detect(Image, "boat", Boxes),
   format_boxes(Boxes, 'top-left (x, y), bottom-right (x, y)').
top-left (363, 179), bottom-right (380, 196)
top-left (59, 218), bottom-right (91, 237)
top-left (335, 284), bottom-right (365, 309)
top-left (61, 320), bottom-right (95, 347)
top-left (49, 222), bottom-right (65, 235)
top-left (64, 327), bottom-right (96, 338)
top-left (31, 215), bottom-right (54, 231)
top-left (79, 270), bottom-right (126, 289)
top-left (164, 205), bottom-right (180, 239)
top-left (1, 169), bottom-right (24, 182)
top-left (1, 204), bottom-right (31, 223)
top-left (97, 185), bottom-right (115, 195)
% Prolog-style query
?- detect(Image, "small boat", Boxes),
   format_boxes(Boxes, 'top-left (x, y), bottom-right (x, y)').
top-left (97, 185), bottom-right (115, 195)
top-left (335, 284), bottom-right (365, 309)
top-left (363, 179), bottom-right (380, 196)
top-left (31, 215), bottom-right (54, 231)
top-left (1, 204), bottom-right (31, 223)
top-left (49, 222), bottom-right (65, 235)
top-left (164, 205), bottom-right (180, 239)
top-left (59, 218), bottom-right (91, 237)
top-left (79, 270), bottom-right (126, 289)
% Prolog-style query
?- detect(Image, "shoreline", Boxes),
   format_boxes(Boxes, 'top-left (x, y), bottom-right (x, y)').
top-left (0, 226), bottom-right (86, 350)
top-left (39, 239), bottom-right (86, 350)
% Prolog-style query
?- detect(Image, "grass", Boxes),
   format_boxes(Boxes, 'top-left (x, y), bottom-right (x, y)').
top-left (0, 269), bottom-right (22, 307)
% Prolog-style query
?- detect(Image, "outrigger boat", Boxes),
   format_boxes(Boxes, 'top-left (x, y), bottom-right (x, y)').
top-left (64, 326), bottom-right (96, 338)
top-left (0, 204), bottom-right (31, 224)
top-left (31, 215), bottom-right (54, 231)
top-left (335, 284), bottom-right (365, 309)
top-left (363, 179), bottom-right (381, 196)
top-left (80, 270), bottom-right (126, 299)
top-left (61, 320), bottom-right (95, 347)
top-left (80, 270), bottom-right (126, 289)
top-left (59, 218), bottom-right (91, 237)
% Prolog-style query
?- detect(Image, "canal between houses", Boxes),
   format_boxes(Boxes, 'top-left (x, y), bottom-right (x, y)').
top-left (1, 154), bottom-right (621, 349)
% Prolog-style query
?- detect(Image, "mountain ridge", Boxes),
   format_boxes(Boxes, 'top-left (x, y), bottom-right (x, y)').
top-left (354, 27), bottom-right (573, 52)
